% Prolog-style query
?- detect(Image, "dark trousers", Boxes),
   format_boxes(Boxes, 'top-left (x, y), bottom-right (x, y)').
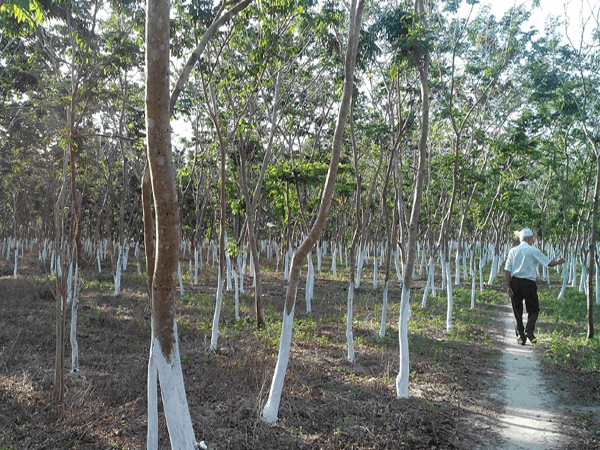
top-left (510, 277), bottom-right (540, 338)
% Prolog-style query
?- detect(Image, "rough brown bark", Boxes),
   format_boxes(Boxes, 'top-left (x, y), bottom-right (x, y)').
top-left (146, 0), bottom-right (178, 358)
top-left (141, 163), bottom-right (155, 298)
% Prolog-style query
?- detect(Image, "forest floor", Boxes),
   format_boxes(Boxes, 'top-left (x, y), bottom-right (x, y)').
top-left (0, 253), bottom-right (599, 449)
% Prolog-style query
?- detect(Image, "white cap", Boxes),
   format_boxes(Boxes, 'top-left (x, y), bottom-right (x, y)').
top-left (520, 228), bottom-right (534, 241)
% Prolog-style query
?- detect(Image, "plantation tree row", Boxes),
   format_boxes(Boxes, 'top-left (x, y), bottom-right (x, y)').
top-left (2, 0), bottom-right (600, 447)
top-left (1, 1), bottom-right (599, 265)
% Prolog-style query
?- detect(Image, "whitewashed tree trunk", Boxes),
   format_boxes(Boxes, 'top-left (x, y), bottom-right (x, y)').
top-left (331, 247), bottom-right (337, 276)
top-left (210, 271), bottom-right (224, 351)
top-left (262, 305), bottom-right (295, 423)
top-left (234, 268), bottom-right (240, 320)
top-left (487, 253), bottom-right (498, 285)
top-left (379, 280), bottom-right (389, 337)
top-left (238, 254), bottom-right (245, 294)
top-left (596, 260), bottom-right (600, 306)
top-left (397, 0), bottom-right (430, 397)
top-left (394, 246), bottom-right (402, 281)
top-left (441, 253), bottom-right (447, 291)
top-left (178, 261), bottom-right (184, 295)
top-left (147, 346), bottom-right (159, 449)
top-left (226, 254), bottom-right (233, 291)
top-left (346, 281), bottom-right (355, 362)
top-left (373, 252), bottom-right (378, 288)
top-left (147, 321), bottom-right (197, 450)
top-left (13, 243), bottom-right (18, 279)
top-left (123, 241), bottom-right (130, 271)
top-left (316, 242), bottom-right (322, 272)
top-left (194, 248), bottom-right (199, 285)
top-left (355, 247), bottom-right (363, 288)
top-left (113, 247), bottom-right (122, 297)
top-left (454, 247), bottom-right (460, 286)
top-left (283, 249), bottom-right (289, 281)
top-left (421, 256), bottom-right (433, 308)
top-left (479, 256), bottom-right (484, 292)
top-left (70, 264), bottom-right (80, 373)
top-left (470, 254), bottom-right (476, 309)
top-left (570, 254), bottom-right (577, 287)
top-left (262, 0), bottom-right (364, 421)
top-left (305, 252), bottom-right (314, 313)
top-left (446, 261), bottom-right (454, 331)
top-left (558, 254), bottom-right (569, 300)
top-left (396, 284), bottom-right (411, 397)
top-left (580, 256), bottom-right (587, 293)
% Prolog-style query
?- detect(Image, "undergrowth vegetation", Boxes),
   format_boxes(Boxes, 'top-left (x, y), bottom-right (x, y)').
top-left (538, 288), bottom-right (600, 374)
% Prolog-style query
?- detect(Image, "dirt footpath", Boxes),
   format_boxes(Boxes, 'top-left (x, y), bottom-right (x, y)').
top-left (491, 306), bottom-right (589, 450)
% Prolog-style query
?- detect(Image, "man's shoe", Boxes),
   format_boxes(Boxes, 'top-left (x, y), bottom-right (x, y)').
top-left (526, 332), bottom-right (537, 344)
top-left (517, 335), bottom-right (526, 345)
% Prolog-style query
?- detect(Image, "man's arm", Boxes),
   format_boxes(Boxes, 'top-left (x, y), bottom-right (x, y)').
top-left (504, 270), bottom-right (513, 297)
top-left (548, 257), bottom-right (565, 267)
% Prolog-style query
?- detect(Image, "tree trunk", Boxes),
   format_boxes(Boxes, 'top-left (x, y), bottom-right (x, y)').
top-left (396, 0), bottom-right (430, 398)
top-left (587, 153), bottom-right (599, 339)
top-left (261, 0), bottom-right (365, 423)
top-left (145, 0), bottom-right (197, 447)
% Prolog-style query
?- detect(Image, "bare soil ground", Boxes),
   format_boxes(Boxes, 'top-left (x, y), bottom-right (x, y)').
top-left (0, 252), bottom-right (598, 449)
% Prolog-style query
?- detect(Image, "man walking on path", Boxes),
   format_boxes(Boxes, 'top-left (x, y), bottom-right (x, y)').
top-left (504, 228), bottom-right (565, 345)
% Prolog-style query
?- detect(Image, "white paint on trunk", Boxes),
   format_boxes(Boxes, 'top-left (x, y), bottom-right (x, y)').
top-left (373, 254), bottom-right (378, 288)
top-left (379, 281), bottom-right (389, 337)
top-left (454, 249), bottom-right (460, 286)
top-left (305, 252), bottom-right (314, 313)
top-left (113, 248), bottom-right (122, 297)
top-left (446, 261), bottom-right (454, 332)
top-left (262, 305), bottom-right (295, 423)
top-left (238, 254), bottom-right (245, 294)
top-left (123, 242), bottom-right (129, 271)
top-left (210, 271), bottom-right (224, 351)
top-left (283, 250), bottom-right (289, 281)
top-left (441, 254), bottom-right (447, 291)
top-left (147, 344), bottom-right (158, 450)
top-left (346, 281), bottom-right (355, 362)
top-left (194, 249), bottom-right (199, 285)
top-left (316, 242), bottom-right (322, 272)
top-left (233, 268), bottom-right (239, 320)
top-left (569, 254), bottom-right (577, 287)
top-left (355, 247), bottom-right (363, 288)
top-left (151, 321), bottom-right (198, 449)
top-left (13, 243), bottom-right (18, 279)
top-left (70, 264), bottom-right (80, 373)
top-left (596, 261), bottom-right (600, 305)
top-left (470, 271), bottom-right (476, 310)
top-left (579, 258), bottom-right (587, 294)
top-left (178, 261), bottom-right (184, 295)
top-left (487, 253), bottom-right (498, 286)
top-left (396, 283), bottom-right (411, 397)
top-left (421, 256), bottom-right (433, 308)
top-left (331, 248), bottom-right (337, 276)
top-left (558, 255), bottom-right (569, 300)
top-left (479, 257), bottom-right (484, 292)
top-left (226, 255), bottom-right (232, 291)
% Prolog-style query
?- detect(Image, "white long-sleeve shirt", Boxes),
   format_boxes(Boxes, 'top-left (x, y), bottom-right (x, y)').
top-left (504, 242), bottom-right (551, 282)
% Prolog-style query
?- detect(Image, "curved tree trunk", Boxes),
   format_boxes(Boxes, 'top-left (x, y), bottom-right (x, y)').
top-left (145, 0), bottom-right (197, 447)
top-left (261, 0), bottom-right (365, 423)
